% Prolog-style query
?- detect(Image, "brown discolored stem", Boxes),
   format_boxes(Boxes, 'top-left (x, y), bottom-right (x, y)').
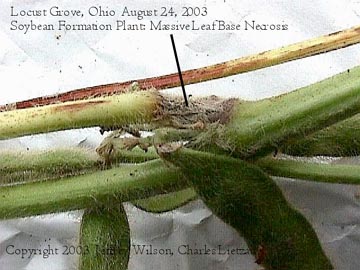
top-left (1, 25), bottom-right (360, 112)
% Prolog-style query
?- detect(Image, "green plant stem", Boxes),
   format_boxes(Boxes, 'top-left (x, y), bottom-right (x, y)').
top-left (195, 66), bottom-right (360, 159)
top-left (0, 149), bottom-right (101, 184)
top-left (158, 146), bottom-right (332, 270)
top-left (0, 147), bottom-right (155, 185)
top-left (79, 204), bottom-right (130, 270)
top-left (256, 156), bottom-right (360, 184)
top-left (133, 188), bottom-right (197, 213)
top-left (0, 91), bottom-right (161, 140)
top-left (281, 113), bottom-right (360, 156)
top-left (0, 159), bottom-right (187, 220)
top-left (110, 147), bottom-right (158, 164)
top-left (0, 147), bottom-right (196, 213)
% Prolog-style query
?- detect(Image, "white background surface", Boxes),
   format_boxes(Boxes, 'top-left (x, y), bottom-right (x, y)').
top-left (1, 0), bottom-right (360, 269)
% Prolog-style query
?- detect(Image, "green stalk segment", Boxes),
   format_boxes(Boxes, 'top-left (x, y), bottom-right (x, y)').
top-left (281, 113), bottom-right (360, 157)
top-left (79, 204), bottom-right (130, 270)
top-left (220, 66), bottom-right (360, 159)
top-left (110, 147), bottom-right (158, 164)
top-left (159, 146), bottom-right (332, 270)
top-left (133, 188), bottom-right (197, 213)
top-left (0, 159), bottom-right (187, 220)
top-left (0, 149), bottom-right (100, 184)
top-left (257, 157), bottom-right (360, 184)
top-left (0, 91), bottom-right (161, 140)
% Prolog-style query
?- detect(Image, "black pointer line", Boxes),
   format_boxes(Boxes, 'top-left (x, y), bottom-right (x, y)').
top-left (170, 34), bottom-right (189, 107)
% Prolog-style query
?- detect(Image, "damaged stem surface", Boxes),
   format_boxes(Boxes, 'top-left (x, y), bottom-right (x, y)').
top-left (2, 66), bottom-right (360, 160)
top-left (0, 90), bottom-right (232, 141)
top-left (2, 24), bottom-right (360, 111)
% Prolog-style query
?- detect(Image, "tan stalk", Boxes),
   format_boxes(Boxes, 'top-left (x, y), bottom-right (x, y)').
top-left (1, 25), bottom-right (360, 111)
